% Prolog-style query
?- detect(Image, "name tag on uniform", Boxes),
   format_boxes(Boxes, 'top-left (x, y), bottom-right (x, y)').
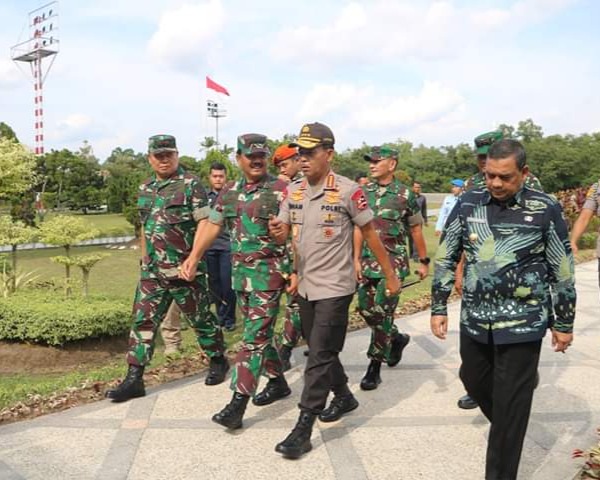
top-left (466, 217), bottom-right (487, 224)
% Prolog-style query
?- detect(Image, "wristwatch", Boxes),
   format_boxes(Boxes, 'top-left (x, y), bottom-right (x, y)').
top-left (418, 257), bottom-right (431, 265)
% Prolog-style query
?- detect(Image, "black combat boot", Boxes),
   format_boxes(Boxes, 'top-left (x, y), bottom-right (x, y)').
top-left (388, 333), bottom-right (410, 367)
top-left (279, 345), bottom-right (293, 372)
top-left (212, 392), bottom-right (250, 429)
top-left (253, 375), bottom-right (292, 406)
top-left (205, 355), bottom-right (230, 386)
top-left (275, 411), bottom-right (317, 459)
top-left (319, 393), bottom-right (359, 422)
top-left (360, 360), bottom-right (382, 391)
top-left (105, 365), bottom-right (145, 403)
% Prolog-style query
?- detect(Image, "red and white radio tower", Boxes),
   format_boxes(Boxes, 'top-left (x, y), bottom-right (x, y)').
top-left (11, 2), bottom-right (59, 156)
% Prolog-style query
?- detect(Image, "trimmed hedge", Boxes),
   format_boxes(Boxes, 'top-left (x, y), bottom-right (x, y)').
top-left (0, 293), bottom-right (131, 346)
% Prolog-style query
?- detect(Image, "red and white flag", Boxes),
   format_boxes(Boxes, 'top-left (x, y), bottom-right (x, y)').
top-left (206, 76), bottom-right (230, 96)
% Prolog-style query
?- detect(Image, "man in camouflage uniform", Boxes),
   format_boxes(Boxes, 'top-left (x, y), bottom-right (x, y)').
top-left (354, 146), bottom-right (429, 391)
top-left (465, 130), bottom-right (543, 192)
top-left (571, 179), bottom-right (600, 288)
top-left (458, 129), bottom-right (545, 410)
top-left (106, 134), bottom-right (228, 403)
top-left (179, 134), bottom-right (291, 430)
top-left (271, 144), bottom-right (305, 371)
top-left (431, 139), bottom-right (576, 479)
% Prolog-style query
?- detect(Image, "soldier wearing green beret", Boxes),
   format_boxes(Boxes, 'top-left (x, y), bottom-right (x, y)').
top-left (106, 134), bottom-right (228, 403)
top-left (354, 146), bottom-right (429, 391)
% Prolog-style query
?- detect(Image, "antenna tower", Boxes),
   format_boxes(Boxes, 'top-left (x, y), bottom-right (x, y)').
top-left (11, 1), bottom-right (60, 155)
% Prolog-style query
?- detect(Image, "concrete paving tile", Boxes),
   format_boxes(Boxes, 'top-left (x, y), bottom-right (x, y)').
top-left (77, 401), bottom-right (131, 420)
top-left (128, 428), bottom-right (335, 480)
top-left (0, 428), bottom-right (116, 480)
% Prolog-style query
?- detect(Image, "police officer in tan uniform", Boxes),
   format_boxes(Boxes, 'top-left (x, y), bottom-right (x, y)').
top-left (269, 122), bottom-right (400, 459)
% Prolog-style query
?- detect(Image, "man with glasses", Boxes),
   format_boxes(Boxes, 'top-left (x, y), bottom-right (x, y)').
top-left (269, 123), bottom-right (401, 459)
top-left (354, 146), bottom-right (429, 391)
top-left (179, 134), bottom-right (291, 431)
top-left (106, 134), bottom-right (228, 403)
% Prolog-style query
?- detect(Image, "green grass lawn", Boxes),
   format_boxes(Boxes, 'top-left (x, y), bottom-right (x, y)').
top-left (42, 212), bottom-right (134, 237)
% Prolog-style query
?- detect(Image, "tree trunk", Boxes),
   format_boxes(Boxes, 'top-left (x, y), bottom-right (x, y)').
top-left (11, 245), bottom-right (17, 292)
top-left (65, 244), bottom-right (72, 297)
top-left (82, 270), bottom-right (89, 298)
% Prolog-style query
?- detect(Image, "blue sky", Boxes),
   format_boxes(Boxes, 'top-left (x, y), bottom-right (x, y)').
top-left (1, 0), bottom-right (599, 160)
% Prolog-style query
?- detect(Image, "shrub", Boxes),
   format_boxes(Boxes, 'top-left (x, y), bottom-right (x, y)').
top-left (579, 233), bottom-right (598, 250)
top-left (0, 293), bottom-right (131, 345)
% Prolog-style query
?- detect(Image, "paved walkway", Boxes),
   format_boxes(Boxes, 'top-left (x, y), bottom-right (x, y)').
top-left (1, 262), bottom-right (598, 480)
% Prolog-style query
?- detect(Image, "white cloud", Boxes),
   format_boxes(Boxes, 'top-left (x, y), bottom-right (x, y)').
top-left (58, 113), bottom-right (93, 130)
top-left (270, 0), bottom-right (578, 67)
top-left (0, 59), bottom-right (23, 89)
top-left (297, 81), bottom-right (465, 133)
top-left (147, 0), bottom-right (225, 73)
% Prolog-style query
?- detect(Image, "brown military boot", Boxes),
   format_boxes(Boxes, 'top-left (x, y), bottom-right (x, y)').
top-left (105, 365), bottom-right (145, 403)
top-left (212, 392), bottom-right (249, 429)
top-left (275, 411), bottom-right (317, 459)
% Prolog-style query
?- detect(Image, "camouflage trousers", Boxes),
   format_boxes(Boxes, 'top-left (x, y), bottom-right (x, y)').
top-left (278, 293), bottom-right (302, 349)
top-left (231, 289), bottom-right (283, 396)
top-left (127, 275), bottom-right (224, 367)
top-left (357, 277), bottom-right (400, 362)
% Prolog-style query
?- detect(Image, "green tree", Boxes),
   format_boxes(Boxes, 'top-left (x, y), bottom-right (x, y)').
top-left (0, 122), bottom-right (18, 142)
top-left (0, 216), bottom-right (37, 291)
top-left (40, 215), bottom-right (99, 297)
top-left (516, 118), bottom-right (544, 143)
top-left (0, 138), bottom-right (36, 199)
top-left (53, 253), bottom-right (109, 298)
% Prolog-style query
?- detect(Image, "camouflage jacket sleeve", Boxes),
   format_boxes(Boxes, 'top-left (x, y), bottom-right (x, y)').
top-left (405, 190), bottom-right (424, 227)
top-left (431, 197), bottom-right (464, 315)
top-left (190, 178), bottom-right (210, 222)
top-left (544, 202), bottom-right (576, 333)
top-left (208, 182), bottom-right (233, 225)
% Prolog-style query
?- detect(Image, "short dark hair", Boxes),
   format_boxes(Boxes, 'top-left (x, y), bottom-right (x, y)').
top-left (210, 162), bottom-right (226, 173)
top-left (413, 181), bottom-right (421, 186)
top-left (488, 139), bottom-right (527, 169)
top-left (354, 172), bottom-right (367, 182)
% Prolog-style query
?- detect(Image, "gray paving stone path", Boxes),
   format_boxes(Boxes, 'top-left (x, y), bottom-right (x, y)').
top-left (0, 261), bottom-right (598, 479)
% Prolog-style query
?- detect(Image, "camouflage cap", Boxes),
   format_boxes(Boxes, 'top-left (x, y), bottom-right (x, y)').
top-left (237, 133), bottom-right (270, 156)
top-left (474, 130), bottom-right (503, 155)
top-left (272, 145), bottom-right (298, 164)
top-left (289, 122), bottom-right (335, 149)
top-left (148, 134), bottom-right (178, 153)
top-left (363, 146), bottom-right (398, 161)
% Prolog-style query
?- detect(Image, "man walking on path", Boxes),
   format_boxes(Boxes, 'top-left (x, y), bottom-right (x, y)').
top-left (408, 181), bottom-right (427, 261)
top-left (271, 145), bottom-right (305, 370)
top-left (179, 134), bottom-right (291, 431)
top-left (269, 123), bottom-right (400, 459)
top-left (431, 139), bottom-right (576, 480)
top-left (106, 134), bottom-right (228, 403)
top-left (570, 179), bottom-right (600, 289)
top-left (354, 146), bottom-right (429, 391)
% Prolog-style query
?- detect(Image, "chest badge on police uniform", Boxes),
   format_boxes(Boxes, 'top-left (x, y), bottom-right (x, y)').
top-left (325, 191), bottom-right (340, 204)
top-left (291, 190), bottom-right (304, 202)
top-left (323, 227), bottom-right (335, 239)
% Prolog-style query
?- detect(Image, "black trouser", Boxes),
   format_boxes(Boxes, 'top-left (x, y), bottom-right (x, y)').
top-left (297, 294), bottom-right (353, 413)
top-left (459, 332), bottom-right (542, 480)
top-left (205, 250), bottom-right (236, 327)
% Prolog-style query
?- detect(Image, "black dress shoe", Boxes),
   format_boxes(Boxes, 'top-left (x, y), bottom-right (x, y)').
top-left (319, 394), bottom-right (359, 423)
top-left (388, 333), bottom-right (410, 367)
top-left (253, 376), bottom-right (291, 406)
top-left (534, 370), bottom-right (540, 389)
top-left (457, 394), bottom-right (478, 410)
top-left (303, 349), bottom-right (309, 357)
top-left (205, 355), bottom-right (230, 386)
top-left (360, 360), bottom-right (382, 391)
